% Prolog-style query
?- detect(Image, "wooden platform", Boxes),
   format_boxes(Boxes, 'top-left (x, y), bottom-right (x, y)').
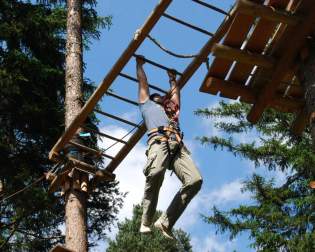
top-left (50, 244), bottom-right (74, 252)
top-left (200, 0), bottom-right (315, 134)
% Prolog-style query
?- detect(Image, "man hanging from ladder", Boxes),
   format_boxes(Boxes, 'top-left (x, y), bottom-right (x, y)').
top-left (136, 55), bottom-right (203, 239)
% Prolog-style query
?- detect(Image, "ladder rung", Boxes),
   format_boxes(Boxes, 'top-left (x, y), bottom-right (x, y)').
top-left (69, 140), bottom-right (102, 157)
top-left (95, 170), bottom-right (116, 181)
top-left (119, 72), bottom-right (168, 94)
top-left (94, 109), bottom-right (140, 128)
top-left (192, 0), bottom-right (229, 16)
top-left (106, 91), bottom-right (139, 106)
top-left (101, 152), bottom-right (115, 160)
top-left (68, 156), bottom-right (97, 173)
top-left (82, 126), bottom-right (128, 144)
top-left (133, 54), bottom-right (182, 75)
top-left (70, 138), bottom-right (115, 160)
top-left (162, 13), bottom-right (214, 37)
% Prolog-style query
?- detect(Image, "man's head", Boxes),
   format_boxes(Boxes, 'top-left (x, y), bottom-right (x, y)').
top-left (149, 93), bottom-right (164, 105)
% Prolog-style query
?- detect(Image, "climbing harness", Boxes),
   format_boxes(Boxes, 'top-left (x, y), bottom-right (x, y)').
top-left (147, 126), bottom-right (183, 143)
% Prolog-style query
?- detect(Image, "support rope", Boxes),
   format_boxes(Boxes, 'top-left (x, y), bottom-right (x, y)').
top-left (147, 34), bottom-right (210, 70)
top-left (147, 34), bottom-right (199, 59)
top-left (0, 175), bottom-right (45, 203)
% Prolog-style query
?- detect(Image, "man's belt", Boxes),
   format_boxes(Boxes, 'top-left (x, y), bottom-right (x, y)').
top-left (148, 126), bottom-right (183, 143)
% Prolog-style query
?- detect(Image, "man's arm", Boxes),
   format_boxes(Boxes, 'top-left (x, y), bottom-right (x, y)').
top-left (167, 69), bottom-right (180, 107)
top-left (136, 56), bottom-right (149, 103)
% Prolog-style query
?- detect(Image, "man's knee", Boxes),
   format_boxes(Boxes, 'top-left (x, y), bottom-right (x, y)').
top-left (182, 177), bottom-right (203, 203)
top-left (190, 177), bottom-right (203, 194)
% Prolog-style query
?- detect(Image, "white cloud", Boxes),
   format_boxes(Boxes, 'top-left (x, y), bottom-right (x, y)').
top-left (207, 179), bottom-right (250, 206)
top-left (191, 235), bottom-right (236, 252)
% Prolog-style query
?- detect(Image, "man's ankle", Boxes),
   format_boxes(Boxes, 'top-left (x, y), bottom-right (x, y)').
top-left (139, 223), bottom-right (152, 233)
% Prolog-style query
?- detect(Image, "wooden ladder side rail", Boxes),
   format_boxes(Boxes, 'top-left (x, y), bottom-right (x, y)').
top-left (237, 0), bottom-right (301, 26)
top-left (48, 0), bottom-right (173, 161)
top-left (105, 5), bottom-right (238, 173)
top-left (247, 2), bottom-right (315, 123)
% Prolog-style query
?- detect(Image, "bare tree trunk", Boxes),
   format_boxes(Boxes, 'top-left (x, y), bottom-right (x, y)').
top-left (64, 0), bottom-right (88, 251)
top-left (301, 39), bottom-right (315, 150)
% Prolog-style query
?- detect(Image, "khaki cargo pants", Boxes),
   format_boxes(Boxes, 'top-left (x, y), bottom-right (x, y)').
top-left (141, 136), bottom-right (203, 230)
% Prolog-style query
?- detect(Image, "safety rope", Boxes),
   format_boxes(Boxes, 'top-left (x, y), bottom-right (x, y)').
top-left (0, 175), bottom-right (45, 203)
top-left (147, 34), bottom-right (199, 59)
top-left (147, 34), bottom-right (210, 70)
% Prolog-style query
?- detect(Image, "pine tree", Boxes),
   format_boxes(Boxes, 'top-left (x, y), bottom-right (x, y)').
top-left (107, 204), bottom-right (193, 252)
top-left (196, 101), bottom-right (315, 251)
top-left (0, 1), bottom-right (123, 250)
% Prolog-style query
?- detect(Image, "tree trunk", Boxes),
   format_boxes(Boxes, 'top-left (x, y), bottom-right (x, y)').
top-left (64, 0), bottom-right (88, 251)
top-left (301, 39), bottom-right (315, 150)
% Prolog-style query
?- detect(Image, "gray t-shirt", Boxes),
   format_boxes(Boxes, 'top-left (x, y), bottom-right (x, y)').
top-left (139, 99), bottom-right (169, 131)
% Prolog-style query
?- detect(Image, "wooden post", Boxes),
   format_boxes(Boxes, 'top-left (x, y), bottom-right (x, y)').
top-left (300, 39), bottom-right (315, 149)
top-left (64, 0), bottom-right (88, 251)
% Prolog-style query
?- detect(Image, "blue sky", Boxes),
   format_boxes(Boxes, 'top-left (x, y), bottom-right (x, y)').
top-left (82, 1), bottom-right (282, 251)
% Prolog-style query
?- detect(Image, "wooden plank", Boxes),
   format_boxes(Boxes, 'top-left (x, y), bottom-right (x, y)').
top-left (95, 170), bottom-right (116, 181)
top-left (48, 0), bottom-right (172, 160)
top-left (237, 0), bottom-right (300, 25)
top-left (247, 1), bottom-right (315, 123)
top-left (212, 44), bottom-right (275, 69)
top-left (203, 77), bottom-right (254, 101)
top-left (48, 163), bottom-right (73, 193)
top-left (50, 244), bottom-right (74, 252)
top-left (203, 77), bottom-right (303, 112)
top-left (245, 0), bottom-right (302, 92)
top-left (228, 0), bottom-right (290, 100)
top-left (200, 0), bottom-right (264, 96)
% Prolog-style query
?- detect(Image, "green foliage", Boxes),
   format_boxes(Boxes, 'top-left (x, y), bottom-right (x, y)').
top-left (107, 204), bottom-right (193, 252)
top-left (196, 100), bottom-right (315, 251)
top-left (0, 1), bottom-right (122, 250)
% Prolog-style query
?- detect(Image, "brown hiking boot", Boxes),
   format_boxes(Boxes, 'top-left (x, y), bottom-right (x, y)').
top-left (154, 219), bottom-right (174, 240)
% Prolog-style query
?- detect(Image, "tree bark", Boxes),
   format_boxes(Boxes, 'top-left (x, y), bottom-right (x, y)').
top-left (301, 39), bottom-right (315, 150)
top-left (64, 0), bottom-right (88, 251)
